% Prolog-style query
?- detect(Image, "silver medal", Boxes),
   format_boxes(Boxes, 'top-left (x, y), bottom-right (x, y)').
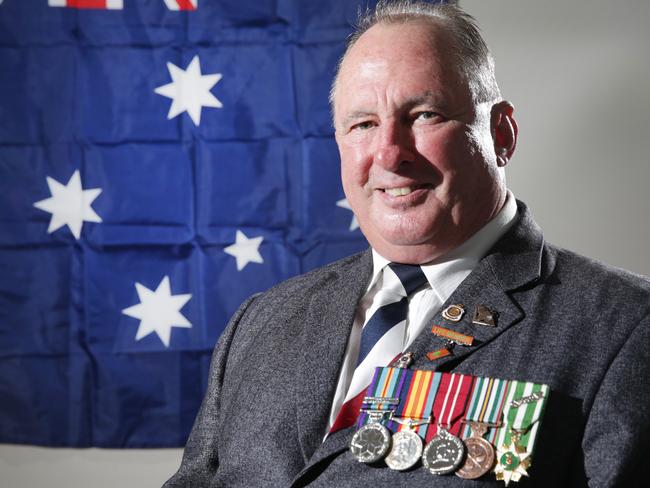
top-left (422, 428), bottom-right (465, 475)
top-left (385, 430), bottom-right (423, 471)
top-left (349, 422), bottom-right (391, 463)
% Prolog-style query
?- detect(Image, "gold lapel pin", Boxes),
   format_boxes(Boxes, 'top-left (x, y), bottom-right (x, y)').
top-left (442, 304), bottom-right (465, 322)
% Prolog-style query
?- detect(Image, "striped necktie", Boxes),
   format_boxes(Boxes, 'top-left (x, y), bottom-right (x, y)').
top-left (329, 263), bottom-right (428, 434)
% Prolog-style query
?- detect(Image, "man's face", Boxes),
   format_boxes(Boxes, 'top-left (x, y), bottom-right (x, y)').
top-left (334, 22), bottom-right (509, 264)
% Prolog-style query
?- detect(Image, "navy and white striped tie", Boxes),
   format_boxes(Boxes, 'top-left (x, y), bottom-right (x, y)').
top-left (330, 263), bottom-right (428, 433)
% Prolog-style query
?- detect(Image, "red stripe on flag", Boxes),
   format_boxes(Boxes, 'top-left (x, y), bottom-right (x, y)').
top-left (176, 0), bottom-right (196, 10)
top-left (68, 0), bottom-right (108, 8)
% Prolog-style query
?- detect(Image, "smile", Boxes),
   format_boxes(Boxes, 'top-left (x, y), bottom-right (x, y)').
top-left (384, 187), bottom-right (414, 197)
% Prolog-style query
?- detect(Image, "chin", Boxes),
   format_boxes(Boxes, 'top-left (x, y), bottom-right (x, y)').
top-left (372, 212), bottom-right (444, 247)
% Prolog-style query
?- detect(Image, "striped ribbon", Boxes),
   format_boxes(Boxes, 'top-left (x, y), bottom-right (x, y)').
top-left (356, 366), bottom-right (408, 428)
top-left (460, 376), bottom-right (511, 442)
top-left (494, 380), bottom-right (550, 453)
top-left (391, 369), bottom-right (442, 438)
top-left (426, 373), bottom-right (473, 442)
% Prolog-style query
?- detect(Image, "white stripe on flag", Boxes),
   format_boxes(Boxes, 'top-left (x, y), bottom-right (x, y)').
top-left (106, 0), bottom-right (123, 9)
top-left (48, 0), bottom-right (66, 6)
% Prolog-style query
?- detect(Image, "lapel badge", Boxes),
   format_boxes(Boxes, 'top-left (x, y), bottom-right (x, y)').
top-left (442, 304), bottom-right (465, 322)
top-left (473, 305), bottom-right (497, 327)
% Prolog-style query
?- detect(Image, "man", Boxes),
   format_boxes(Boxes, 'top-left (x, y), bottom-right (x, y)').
top-left (164, 2), bottom-right (650, 486)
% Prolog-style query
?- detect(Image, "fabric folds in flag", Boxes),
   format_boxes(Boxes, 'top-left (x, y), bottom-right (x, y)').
top-left (0, 0), bottom-right (446, 447)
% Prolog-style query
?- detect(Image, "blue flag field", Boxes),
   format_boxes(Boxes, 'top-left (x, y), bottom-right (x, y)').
top-left (0, 0), bottom-right (411, 447)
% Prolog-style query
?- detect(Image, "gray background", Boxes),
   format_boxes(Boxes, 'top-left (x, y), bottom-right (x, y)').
top-left (1, 0), bottom-right (648, 486)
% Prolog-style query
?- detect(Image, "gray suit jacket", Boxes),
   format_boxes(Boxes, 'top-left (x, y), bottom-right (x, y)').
top-left (164, 202), bottom-right (650, 487)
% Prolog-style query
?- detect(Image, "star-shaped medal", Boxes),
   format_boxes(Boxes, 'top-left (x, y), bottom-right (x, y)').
top-left (494, 440), bottom-right (531, 486)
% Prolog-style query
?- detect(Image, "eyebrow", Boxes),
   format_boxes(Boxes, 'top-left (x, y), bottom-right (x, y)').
top-left (404, 91), bottom-right (446, 109)
top-left (340, 111), bottom-right (375, 128)
top-left (338, 92), bottom-right (448, 128)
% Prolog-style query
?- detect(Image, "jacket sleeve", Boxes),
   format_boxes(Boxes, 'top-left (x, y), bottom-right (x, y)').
top-left (582, 312), bottom-right (650, 487)
top-left (162, 293), bottom-right (260, 488)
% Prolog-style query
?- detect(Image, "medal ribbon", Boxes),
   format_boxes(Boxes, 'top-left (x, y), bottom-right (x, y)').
top-left (495, 380), bottom-right (549, 453)
top-left (426, 373), bottom-right (473, 442)
top-left (356, 366), bottom-right (408, 428)
top-left (460, 376), bottom-right (511, 442)
top-left (390, 369), bottom-right (442, 437)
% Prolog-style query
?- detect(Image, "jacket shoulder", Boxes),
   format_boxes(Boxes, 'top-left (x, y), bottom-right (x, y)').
top-left (547, 243), bottom-right (650, 303)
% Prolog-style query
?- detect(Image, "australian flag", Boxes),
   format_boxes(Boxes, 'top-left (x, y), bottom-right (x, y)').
top-left (0, 0), bottom-right (442, 448)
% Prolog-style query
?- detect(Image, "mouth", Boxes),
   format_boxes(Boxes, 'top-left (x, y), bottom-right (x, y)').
top-left (384, 186), bottom-right (416, 197)
top-left (381, 184), bottom-right (430, 197)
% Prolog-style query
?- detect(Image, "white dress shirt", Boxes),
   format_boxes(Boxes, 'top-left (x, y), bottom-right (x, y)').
top-left (326, 192), bottom-right (519, 430)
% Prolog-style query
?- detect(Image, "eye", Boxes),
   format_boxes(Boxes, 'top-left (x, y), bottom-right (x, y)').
top-left (350, 120), bottom-right (376, 131)
top-left (415, 111), bottom-right (441, 121)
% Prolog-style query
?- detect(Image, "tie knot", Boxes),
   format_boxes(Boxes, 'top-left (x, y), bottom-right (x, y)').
top-left (388, 262), bottom-right (428, 296)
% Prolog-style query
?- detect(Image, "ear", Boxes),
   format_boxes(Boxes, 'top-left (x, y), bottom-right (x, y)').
top-left (491, 101), bottom-right (518, 167)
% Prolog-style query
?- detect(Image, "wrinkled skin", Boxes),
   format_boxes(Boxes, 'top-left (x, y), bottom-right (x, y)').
top-left (334, 21), bottom-right (517, 264)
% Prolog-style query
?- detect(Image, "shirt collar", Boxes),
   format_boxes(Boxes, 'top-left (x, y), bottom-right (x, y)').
top-left (368, 191), bottom-right (519, 302)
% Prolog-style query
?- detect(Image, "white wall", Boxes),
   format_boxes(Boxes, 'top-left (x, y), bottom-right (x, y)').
top-left (464, 0), bottom-right (650, 276)
top-left (2, 1), bottom-right (649, 487)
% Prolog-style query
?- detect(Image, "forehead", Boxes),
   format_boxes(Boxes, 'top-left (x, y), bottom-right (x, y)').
top-left (335, 21), bottom-right (467, 112)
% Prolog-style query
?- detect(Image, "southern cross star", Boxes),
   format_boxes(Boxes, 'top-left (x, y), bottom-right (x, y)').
top-left (33, 170), bottom-right (102, 240)
top-left (154, 54), bottom-right (222, 126)
top-left (224, 230), bottom-right (264, 271)
top-left (122, 276), bottom-right (192, 347)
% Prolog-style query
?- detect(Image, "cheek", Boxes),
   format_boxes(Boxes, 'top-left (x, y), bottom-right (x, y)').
top-left (340, 145), bottom-right (371, 186)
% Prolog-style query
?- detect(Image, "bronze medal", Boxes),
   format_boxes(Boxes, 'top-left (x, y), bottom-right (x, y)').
top-left (455, 422), bottom-right (496, 479)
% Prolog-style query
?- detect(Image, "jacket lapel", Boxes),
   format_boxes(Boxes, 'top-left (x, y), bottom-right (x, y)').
top-left (293, 250), bottom-right (373, 463)
top-left (409, 201), bottom-right (550, 370)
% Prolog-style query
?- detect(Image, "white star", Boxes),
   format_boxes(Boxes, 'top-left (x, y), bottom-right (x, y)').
top-left (33, 170), bottom-right (102, 240)
top-left (154, 55), bottom-right (222, 126)
top-left (336, 198), bottom-right (359, 231)
top-left (122, 276), bottom-right (192, 348)
top-left (224, 230), bottom-right (264, 271)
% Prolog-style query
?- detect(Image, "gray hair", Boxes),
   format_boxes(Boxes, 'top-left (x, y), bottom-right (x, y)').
top-left (329, 0), bottom-right (501, 111)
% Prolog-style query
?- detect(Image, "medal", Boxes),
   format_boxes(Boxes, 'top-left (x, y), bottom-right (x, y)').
top-left (350, 419), bottom-right (392, 463)
top-left (422, 427), bottom-right (465, 474)
top-left (495, 432), bottom-right (531, 486)
top-left (492, 381), bottom-right (550, 485)
top-left (455, 422), bottom-right (495, 479)
top-left (456, 376), bottom-right (510, 479)
top-left (384, 426), bottom-right (424, 471)
top-left (350, 367), bottom-right (409, 463)
top-left (422, 373), bottom-right (473, 475)
top-left (386, 369), bottom-right (441, 471)
top-left (384, 368), bottom-right (442, 471)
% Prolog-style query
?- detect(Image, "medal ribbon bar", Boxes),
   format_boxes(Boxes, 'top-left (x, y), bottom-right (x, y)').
top-left (357, 366), bottom-right (408, 428)
top-left (496, 381), bottom-right (549, 454)
top-left (461, 376), bottom-right (510, 442)
top-left (426, 373), bottom-right (473, 442)
top-left (391, 369), bottom-right (441, 437)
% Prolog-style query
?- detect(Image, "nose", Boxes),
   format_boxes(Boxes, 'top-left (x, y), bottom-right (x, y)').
top-left (374, 120), bottom-right (415, 171)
